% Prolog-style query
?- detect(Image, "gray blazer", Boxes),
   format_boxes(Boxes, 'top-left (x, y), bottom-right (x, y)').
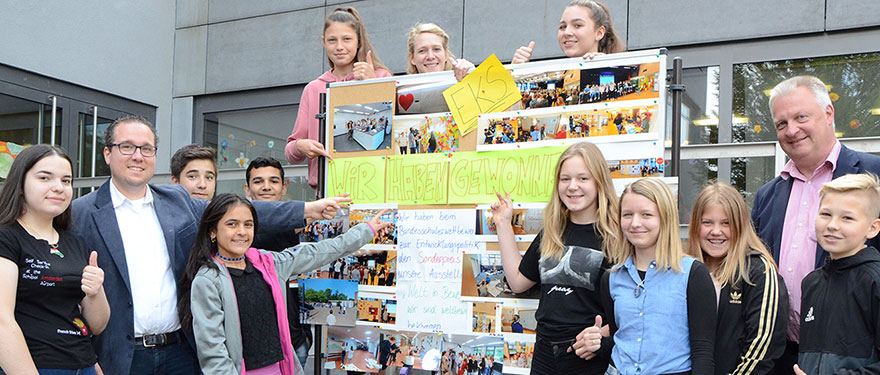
top-left (190, 224), bottom-right (374, 375)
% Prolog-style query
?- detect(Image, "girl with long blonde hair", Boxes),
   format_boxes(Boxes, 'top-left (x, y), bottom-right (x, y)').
top-left (687, 182), bottom-right (787, 375)
top-left (490, 141), bottom-right (619, 374)
top-left (578, 178), bottom-right (716, 374)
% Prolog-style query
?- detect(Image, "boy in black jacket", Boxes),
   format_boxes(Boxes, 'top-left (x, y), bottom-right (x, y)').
top-left (795, 173), bottom-right (880, 375)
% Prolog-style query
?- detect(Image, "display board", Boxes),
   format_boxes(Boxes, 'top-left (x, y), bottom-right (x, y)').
top-left (302, 49), bottom-right (674, 374)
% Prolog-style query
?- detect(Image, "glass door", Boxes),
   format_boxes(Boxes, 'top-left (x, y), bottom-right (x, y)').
top-left (0, 90), bottom-right (64, 182)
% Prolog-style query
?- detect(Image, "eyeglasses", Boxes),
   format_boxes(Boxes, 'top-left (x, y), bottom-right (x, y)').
top-left (109, 142), bottom-right (156, 157)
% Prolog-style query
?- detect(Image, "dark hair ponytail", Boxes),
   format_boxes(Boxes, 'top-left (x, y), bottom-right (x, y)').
top-left (177, 193), bottom-right (258, 329)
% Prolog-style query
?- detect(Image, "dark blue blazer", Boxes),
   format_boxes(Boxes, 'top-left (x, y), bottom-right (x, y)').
top-left (71, 182), bottom-right (305, 375)
top-left (752, 145), bottom-right (880, 269)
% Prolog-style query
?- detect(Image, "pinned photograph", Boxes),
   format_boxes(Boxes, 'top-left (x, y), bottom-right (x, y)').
top-left (357, 293), bottom-right (397, 325)
top-left (300, 207), bottom-right (349, 243)
top-left (500, 306), bottom-right (537, 334)
top-left (514, 62), bottom-right (660, 110)
top-left (439, 333), bottom-right (505, 375)
top-left (472, 302), bottom-right (499, 333)
top-left (475, 204), bottom-right (544, 239)
top-left (298, 249), bottom-right (397, 290)
top-left (382, 329), bottom-right (445, 372)
top-left (503, 339), bottom-right (535, 371)
top-left (350, 207), bottom-right (398, 247)
top-left (332, 101), bottom-right (393, 152)
top-left (325, 325), bottom-right (383, 373)
top-left (299, 278), bottom-right (358, 327)
top-left (608, 158), bottom-right (664, 179)
top-left (392, 113), bottom-right (462, 154)
top-left (462, 253), bottom-right (540, 300)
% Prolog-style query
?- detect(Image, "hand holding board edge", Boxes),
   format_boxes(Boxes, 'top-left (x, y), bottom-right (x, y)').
top-left (442, 54), bottom-right (522, 136)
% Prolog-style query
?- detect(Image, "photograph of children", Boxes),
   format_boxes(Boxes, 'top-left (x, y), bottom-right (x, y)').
top-left (357, 294), bottom-right (397, 324)
top-left (350, 208), bottom-right (398, 246)
top-left (472, 302), bottom-right (499, 333)
top-left (514, 62), bottom-right (660, 109)
top-left (297, 249), bottom-right (397, 288)
top-left (608, 158), bottom-right (664, 179)
top-left (298, 278), bottom-right (358, 327)
top-left (562, 104), bottom-right (657, 138)
top-left (475, 205), bottom-right (543, 237)
top-left (479, 114), bottom-right (559, 145)
top-left (384, 330), bottom-right (445, 372)
top-left (332, 101), bottom-right (393, 152)
top-left (503, 340), bottom-right (535, 370)
top-left (462, 253), bottom-right (540, 299)
top-left (500, 306), bottom-right (537, 334)
top-left (299, 207), bottom-right (349, 243)
top-left (392, 113), bottom-right (462, 154)
top-left (326, 325), bottom-right (383, 373)
top-left (440, 334), bottom-right (505, 375)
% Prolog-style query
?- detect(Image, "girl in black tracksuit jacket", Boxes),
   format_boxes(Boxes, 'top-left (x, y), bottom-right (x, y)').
top-left (687, 182), bottom-right (789, 375)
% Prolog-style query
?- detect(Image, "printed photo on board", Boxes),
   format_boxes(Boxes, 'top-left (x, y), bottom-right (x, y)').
top-left (395, 80), bottom-right (454, 115)
top-left (476, 206), bottom-right (543, 236)
top-left (332, 101), bottom-right (393, 152)
top-left (392, 113), bottom-right (462, 154)
top-left (298, 250), bottom-right (398, 288)
top-left (462, 253), bottom-right (540, 299)
top-left (472, 302), bottom-right (499, 333)
top-left (350, 208), bottom-right (398, 246)
top-left (500, 306), bottom-right (537, 334)
top-left (513, 62), bottom-right (660, 110)
top-left (608, 158), bottom-right (664, 178)
top-left (503, 339), bottom-right (535, 370)
top-left (299, 278), bottom-right (358, 327)
top-left (439, 333), bottom-right (505, 375)
top-left (357, 295), bottom-right (397, 325)
top-left (300, 207), bottom-right (349, 243)
top-left (326, 325), bottom-right (383, 373)
top-left (382, 329), bottom-right (445, 371)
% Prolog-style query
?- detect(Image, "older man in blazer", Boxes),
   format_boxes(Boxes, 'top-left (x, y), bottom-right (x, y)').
top-left (751, 76), bottom-right (880, 375)
top-left (72, 115), bottom-right (343, 375)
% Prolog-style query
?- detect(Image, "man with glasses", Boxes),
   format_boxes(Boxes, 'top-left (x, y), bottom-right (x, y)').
top-left (71, 115), bottom-right (346, 375)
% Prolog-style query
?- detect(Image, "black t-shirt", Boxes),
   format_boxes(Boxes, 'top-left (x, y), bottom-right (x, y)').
top-left (0, 223), bottom-right (96, 369)
top-left (519, 221), bottom-right (607, 342)
top-left (229, 259), bottom-right (284, 370)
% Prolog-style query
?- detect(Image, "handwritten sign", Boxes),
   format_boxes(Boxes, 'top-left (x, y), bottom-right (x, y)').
top-left (443, 54), bottom-right (522, 135)
top-left (386, 153), bottom-right (449, 204)
top-left (448, 147), bottom-right (566, 204)
top-left (396, 210), bottom-right (475, 332)
top-left (326, 156), bottom-right (386, 203)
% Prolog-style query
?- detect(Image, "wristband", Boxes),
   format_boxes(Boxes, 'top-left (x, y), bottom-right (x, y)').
top-left (366, 222), bottom-right (377, 237)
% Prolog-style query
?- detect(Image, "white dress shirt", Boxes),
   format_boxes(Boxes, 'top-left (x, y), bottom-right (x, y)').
top-left (109, 181), bottom-right (181, 336)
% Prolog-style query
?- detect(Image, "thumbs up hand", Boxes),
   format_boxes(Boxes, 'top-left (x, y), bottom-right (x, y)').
top-left (570, 315), bottom-right (604, 359)
top-left (81, 251), bottom-right (105, 297)
top-left (511, 41), bottom-right (535, 64)
top-left (353, 50), bottom-right (377, 80)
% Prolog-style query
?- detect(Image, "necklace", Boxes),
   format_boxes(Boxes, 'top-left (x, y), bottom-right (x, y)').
top-left (216, 253), bottom-right (245, 262)
top-left (18, 219), bottom-right (63, 258)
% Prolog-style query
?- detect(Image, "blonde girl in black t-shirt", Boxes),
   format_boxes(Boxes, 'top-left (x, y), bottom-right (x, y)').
top-left (491, 141), bottom-right (619, 374)
top-left (0, 144), bottom-right (109, 375)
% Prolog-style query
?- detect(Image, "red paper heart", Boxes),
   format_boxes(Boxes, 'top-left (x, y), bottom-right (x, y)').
top-left (398, 93), bottom-right (414, 111)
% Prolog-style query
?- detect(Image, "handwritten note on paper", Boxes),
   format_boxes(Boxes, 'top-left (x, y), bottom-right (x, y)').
top-left (443, 54), bottom-right (522, 135)
top-left (386, 153), bottom-right (449, 205)
top-left (326, 156), bottom-right (386, 203)
top-left (448, 147), bottom-right (566, 204)
top-left (396, 209), bottom-right (476, 333)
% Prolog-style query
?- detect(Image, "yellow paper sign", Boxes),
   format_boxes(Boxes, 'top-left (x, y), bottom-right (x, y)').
top-left (448, 147), bottom-right (566, 204)
top-left (386, 153), bottom-right (449, 204)
top-left (443, 54), bottom-right (522, 135)
top-left (326, 156), bottom-right (386, 203)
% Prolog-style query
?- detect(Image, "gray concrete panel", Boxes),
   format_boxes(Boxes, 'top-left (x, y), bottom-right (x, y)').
top-left (463, 0), bottom-right (628, 63)
top-left (171, 96), bottom-right (195, 152)
top-left (176, 0), bottom-right (209, 28)
top-left (208, 0), bottom-right (324, 23)
top-left (205, 7), bottom-right (325, 93)
top-left (173, 26), bottom-right (208, 97)
top-left (333, 0), bottom-right (465, 74)
top-left (628, 0), bottom-right (824, 49)
top-left (827, 0), bottom-right (880, 30)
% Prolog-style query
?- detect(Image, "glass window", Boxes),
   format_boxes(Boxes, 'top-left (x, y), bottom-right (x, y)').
top-left (204, 105), bottom-right (300, 170)
top-left (666, 66), bottom-right (720, 145)
top-left (676, 156), bottom-right (775, 225)
top-left (733, 52), bottom-right (880, 142)
top-left (678, 158), bottom-right (717, 224)
top-left (730, 156), bottom-right (775, 209)
top-left (0, 93), bottom-right (56, 181)
top-left (77, 113), bottom-right (113, 178)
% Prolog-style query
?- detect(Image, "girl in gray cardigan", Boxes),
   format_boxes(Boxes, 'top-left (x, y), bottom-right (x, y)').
top-left (177, 194), bottom-right (390, 375)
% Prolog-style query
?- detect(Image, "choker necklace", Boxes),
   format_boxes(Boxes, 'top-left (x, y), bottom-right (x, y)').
top-left (18, 219), bottom-right (63, 258)
top-left (216, 253), bottom-right (245, 262)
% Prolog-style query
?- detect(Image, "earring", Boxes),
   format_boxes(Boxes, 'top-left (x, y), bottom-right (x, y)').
top-left (211, 236), bottom-right (216, 243)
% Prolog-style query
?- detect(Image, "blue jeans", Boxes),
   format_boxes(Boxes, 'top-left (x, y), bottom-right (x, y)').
top-left (294, 340), bottom-right (309, 368)
top-left (130, 339), bottom-right (199, 375)
top-left (3, 367), bottom-right (96, 375)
